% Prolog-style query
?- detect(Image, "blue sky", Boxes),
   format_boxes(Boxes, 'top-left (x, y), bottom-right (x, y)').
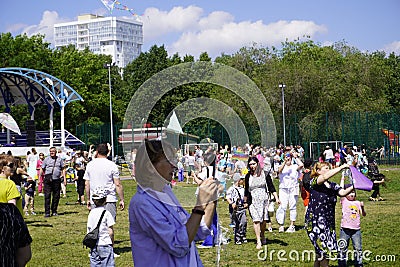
top-left (1, 0), bottom-right (399, 58)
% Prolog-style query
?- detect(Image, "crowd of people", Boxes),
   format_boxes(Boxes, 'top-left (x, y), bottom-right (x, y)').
top-left (0, 143), bottom-right (125, 266)
top-left (166, 142), bottom-right (384, 267)
top-left (0, 140), bottom-right (388, 267)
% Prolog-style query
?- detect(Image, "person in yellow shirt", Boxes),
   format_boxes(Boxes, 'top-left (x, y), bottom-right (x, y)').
top-left (0, 156), bottom-right (23, 215)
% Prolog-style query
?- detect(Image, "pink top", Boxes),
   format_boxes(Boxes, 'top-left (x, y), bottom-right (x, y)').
top-left (256, 154), bottom-right (264, 169)
top-left (334, 152), bottom-right (341, 162)
top-left (340, 197), bottom-right (362, 230)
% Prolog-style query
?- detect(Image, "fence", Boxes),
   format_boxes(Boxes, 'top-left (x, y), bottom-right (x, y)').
top-left (285, 112), bottom-right (400, 163)
top-left (75, 122), bottom-right (123, 156)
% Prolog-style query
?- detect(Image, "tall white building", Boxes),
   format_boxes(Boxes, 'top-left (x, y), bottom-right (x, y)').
top-left (54, 14), bottom-right (143, 68)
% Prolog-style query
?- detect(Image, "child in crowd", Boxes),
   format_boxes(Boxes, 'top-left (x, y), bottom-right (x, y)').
top-left (177, 158), bottom-right (184, 182)
top-left (23, 176), bottom-right (36, 215)
top-left (74, 163), bottom-right (86, 205)
top-left (339, 175), bottom-right (366, 267)
top-left (367, 158), bottom-right (386, 201)
top-left (87, 186), bottom-right (115, 266)
top-left (226, 174), bottom-right (247, 244)
top-left (334, 150), bottom-right (341, 168)
top-left (37, 153), bottom-right (45, 196)
top-left (266, 193), bottom-right (275, 232)
top-left (226, 173), bottom-right (241, 227)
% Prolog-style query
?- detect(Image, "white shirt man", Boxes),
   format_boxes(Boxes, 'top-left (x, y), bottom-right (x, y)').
top-left (84, 144), bottom-right (125, 221)
top-left (323, 146), bottom-right (334, 163)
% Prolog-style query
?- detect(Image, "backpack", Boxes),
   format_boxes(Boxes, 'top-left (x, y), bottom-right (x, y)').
top-left (83, 210), bottom-right (106, 249)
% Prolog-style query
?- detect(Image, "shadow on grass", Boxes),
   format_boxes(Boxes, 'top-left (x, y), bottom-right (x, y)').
top-left (114, 246), bottom-right (132, 255)
top-left (114, 239), bottom-right (130, 245)
top-left (57, 211), bottom-right (79, 215)
top-left (26, 222), bottom-right (54, 227)
top-left (65, 202), bottom-right (83, 205)
top-left (245, 238), bottom-right (289, 247)
top-left (267, 238), bottom-right (288, 246)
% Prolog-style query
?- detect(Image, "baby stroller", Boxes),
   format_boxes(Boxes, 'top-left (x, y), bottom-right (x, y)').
top-left (367, 157), bottom-right (386, 201)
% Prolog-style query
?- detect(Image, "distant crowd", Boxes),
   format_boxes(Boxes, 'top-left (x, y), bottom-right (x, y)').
top-left (166, 142), bottom-right (386, 267)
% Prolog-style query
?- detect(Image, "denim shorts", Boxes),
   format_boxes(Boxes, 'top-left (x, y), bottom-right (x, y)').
top-left (90, 245), bottom-right (114, 267)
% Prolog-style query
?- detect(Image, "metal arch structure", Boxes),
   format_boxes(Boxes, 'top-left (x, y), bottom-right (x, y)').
top-left (0, 67), bottom-right (84, 148)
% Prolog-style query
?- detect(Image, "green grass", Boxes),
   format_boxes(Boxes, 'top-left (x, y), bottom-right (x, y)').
top-left (25, 168), bottom-right (400, 266)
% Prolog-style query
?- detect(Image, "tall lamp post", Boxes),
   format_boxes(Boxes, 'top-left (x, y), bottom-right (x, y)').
top-left (104, 62), bottom-right (115, 161)
top-left (279, 83), bottom-right (286, 147)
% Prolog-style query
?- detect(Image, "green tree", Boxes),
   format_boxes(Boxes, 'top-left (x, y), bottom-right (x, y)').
top-left (51, 45), bottom-right (118, 130)
top-left (0, 33), bottom-right (53, 71)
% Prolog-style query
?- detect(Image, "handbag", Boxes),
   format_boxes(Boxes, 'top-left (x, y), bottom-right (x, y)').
top-left (44, 157), bottom-right (58, 183)
top-left (83, 210), bottom-right (106, 249)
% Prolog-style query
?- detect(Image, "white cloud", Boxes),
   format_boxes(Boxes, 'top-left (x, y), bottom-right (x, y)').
top-left (198, 11), bottom-right (234, 30)
top-left (142, 5), bottom-right (204, 40)
top-left (169, 19), bottom-right (327, 58)
top-left (142, 6), bottom-right (327, 58)
top-left (21, 11), bottom-right (68, 43)
top-left (382, 41), bottom-right (400, 55)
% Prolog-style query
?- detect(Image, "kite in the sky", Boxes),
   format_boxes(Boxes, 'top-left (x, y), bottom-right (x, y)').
top-left (100, 0), bottom-right (140, 16)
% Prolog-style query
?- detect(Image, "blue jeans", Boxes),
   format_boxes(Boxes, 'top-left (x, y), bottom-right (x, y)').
top-left (90, 245), bottom-right (114, 267)
top-left (338, 228), bottom-right (363, 267)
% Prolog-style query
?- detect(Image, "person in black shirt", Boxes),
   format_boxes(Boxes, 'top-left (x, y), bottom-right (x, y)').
top-left (0, 203), bottom-right (32, 267)
top-left (74, 163), bottom-right (86, 205)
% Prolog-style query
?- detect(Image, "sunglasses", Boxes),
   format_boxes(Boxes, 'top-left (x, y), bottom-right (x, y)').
top-left (249, 162), bottom-right (257, 166)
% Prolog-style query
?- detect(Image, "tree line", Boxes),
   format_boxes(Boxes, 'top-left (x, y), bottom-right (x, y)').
top-left (0, 32), bottom-right (399, 145)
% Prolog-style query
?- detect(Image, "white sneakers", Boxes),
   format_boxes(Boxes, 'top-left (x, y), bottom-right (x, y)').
top-left (286, 225), bottom-right (296, 233)
top-left (278, 225), bottom-right (296, 233)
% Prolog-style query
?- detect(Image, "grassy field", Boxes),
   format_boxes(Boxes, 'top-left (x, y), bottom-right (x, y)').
top-left (25, 166), bottom-right (399, 267)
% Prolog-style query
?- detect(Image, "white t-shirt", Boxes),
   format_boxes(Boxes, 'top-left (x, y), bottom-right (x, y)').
top-left (87, 207), bottom-right (115, 246)
top-left (187, 155), bottom-right (195, 166)
top-left (84, 157), bottom-right (120, 203)
top-left (323, 149), bottom-right (334, 160)
top-left (278, 164), bottom-right (300, 189)
top-left (75, 156), bottom-right (86, 166)
top-left (27, 153), bottom-right (38, 178)
top-left (226, 185), bottom-right (245, 205)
